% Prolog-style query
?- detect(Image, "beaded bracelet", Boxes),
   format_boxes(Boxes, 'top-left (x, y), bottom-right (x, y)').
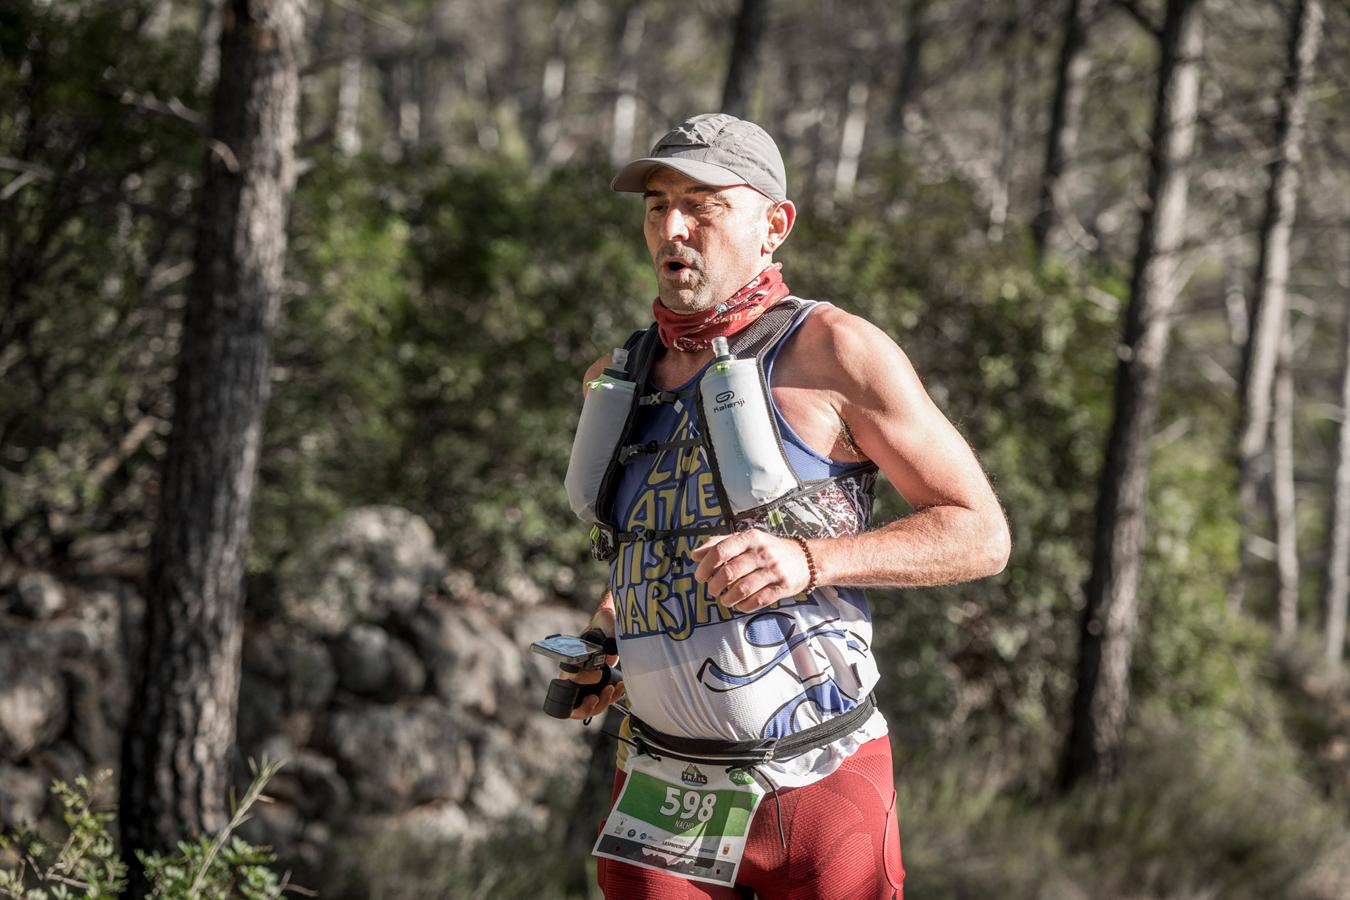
top-left (789, 535), bottom-right (819, 594)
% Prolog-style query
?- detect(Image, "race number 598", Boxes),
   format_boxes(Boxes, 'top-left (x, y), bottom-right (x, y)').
top-left (659, 787), bottom-right (717, 823)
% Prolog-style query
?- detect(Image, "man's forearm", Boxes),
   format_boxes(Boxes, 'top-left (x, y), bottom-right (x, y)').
top-left (587, 588), bottom-right (617, 635)
top-left (808, 504), bottom-right (1010, 589)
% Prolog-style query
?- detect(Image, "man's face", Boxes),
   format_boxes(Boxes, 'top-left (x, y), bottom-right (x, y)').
top-left (642, 167), bottom-right (773, 315)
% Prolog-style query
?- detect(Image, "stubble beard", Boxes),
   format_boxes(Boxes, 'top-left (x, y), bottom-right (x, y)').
top-left (657, 271), bottom-right (714, 314)
top-left (654, 245), bottom-right (718, 315)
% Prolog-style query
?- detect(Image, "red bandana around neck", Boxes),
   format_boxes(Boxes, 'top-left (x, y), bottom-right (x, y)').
top-left (652, 263), bottom-right (791, 352)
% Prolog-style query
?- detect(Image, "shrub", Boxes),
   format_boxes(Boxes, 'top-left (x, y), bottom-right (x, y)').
top-left (0, 760), bottom-right (298, 900)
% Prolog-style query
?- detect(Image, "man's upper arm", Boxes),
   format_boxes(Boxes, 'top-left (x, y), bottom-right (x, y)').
top-left (581, 354), bottom-right (611, 396)
top-left (810, 308), bottom-right (1000, 516)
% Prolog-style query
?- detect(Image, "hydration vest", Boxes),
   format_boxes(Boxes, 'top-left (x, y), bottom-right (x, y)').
top-left (565, 298), bottom-right (878, 560)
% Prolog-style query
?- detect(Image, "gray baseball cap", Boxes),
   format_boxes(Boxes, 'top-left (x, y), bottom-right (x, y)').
top-left (611, 113), bottom-right (787, 202)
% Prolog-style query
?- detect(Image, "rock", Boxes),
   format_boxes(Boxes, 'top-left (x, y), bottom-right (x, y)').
top-left (334, 624), bottom-right (393, 696)
top-left (265, 751), bottom-right (351, 820)
top-left (321, 699), bottom-right (471, 813)
top-left (500, 570), bottom-right (546, 608)
top-left (30, 741), bottom-right (89, 787)
top-left (480, 712), bottom-right (591, 818)
top-left (334, 625), bottom-right (428, 700)
top-left (0, 764), bottom-right (50, 828)
top-left (467, 715), bottom-right (589, 829)
top-left (242, 628), bottom-right (287, 682)
top-left (383, 802), bottom-right (472, 842)
top-left (0, 629), bottom-right (68, 762)
top-left (238, 799), bottom-right (303, 852)
top-left (285, 636), bottom-right (337, 712)
top-left (80, 578), bottom-right (146, 697)
top-left (386, 637), bottom-right (426, 698)
top-left (278, 507), bottom-right (445, 637)
top-left (14, 573), bottom-right (65, 619)
top-left (412, 602), bottom-right (524, 718)
top-left (236, 669), bottom-right (287, 749)
top-left (62, 657), bottom-right (120, 765)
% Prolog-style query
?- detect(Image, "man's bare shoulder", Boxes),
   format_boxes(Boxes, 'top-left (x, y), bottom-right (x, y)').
top-left (785, 303), bottom-right (915, 396)
top-left (581, 354), bottom-right (612, 395)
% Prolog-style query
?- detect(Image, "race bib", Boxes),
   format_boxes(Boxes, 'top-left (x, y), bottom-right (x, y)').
top-left (592, 753), bottom-right (766, 887)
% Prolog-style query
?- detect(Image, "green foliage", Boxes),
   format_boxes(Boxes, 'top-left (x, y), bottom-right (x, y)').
top-left (785, 170), bottom-right (1122, 751)
top-left (257, 155), bottom-right (653, 589)
top-left (0, 773), bottom-right (126, 899)
top-left (0, 0), bottom-right (200, 564)
top-left (898, 705), bottom-right (1350, 900)
top-left (0, 761), bottom-right (293, 900)
top-left (320, 817), bottom-right (595, 900)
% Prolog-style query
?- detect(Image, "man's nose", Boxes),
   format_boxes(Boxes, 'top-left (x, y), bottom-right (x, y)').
top-left (659, 207), bottom-right (692, 242)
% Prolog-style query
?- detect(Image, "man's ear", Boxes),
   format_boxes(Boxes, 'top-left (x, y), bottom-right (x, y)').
top-left (763, 200), bottom-right (796, 255)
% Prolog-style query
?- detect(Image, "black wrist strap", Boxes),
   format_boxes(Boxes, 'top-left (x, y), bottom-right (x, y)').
top-left (579, 627), bottom-right (618, 657)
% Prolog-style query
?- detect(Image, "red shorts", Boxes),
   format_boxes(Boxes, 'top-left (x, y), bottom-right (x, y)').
top-left (597, 736), bottom-right (904, 899)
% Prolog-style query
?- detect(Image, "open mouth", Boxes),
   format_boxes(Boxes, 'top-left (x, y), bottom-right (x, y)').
top-left (665, 260), bottom-right (688, 272)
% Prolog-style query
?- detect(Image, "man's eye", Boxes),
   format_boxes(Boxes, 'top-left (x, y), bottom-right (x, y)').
top-left (647, 205), bottom-right (666, 214)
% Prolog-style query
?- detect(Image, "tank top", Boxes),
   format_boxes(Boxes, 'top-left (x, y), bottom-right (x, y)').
top-left (608, 300), bottom-right (889, 788)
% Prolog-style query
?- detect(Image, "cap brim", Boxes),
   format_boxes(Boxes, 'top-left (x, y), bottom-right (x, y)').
top-left (610, 157), bottom-right (751, 193)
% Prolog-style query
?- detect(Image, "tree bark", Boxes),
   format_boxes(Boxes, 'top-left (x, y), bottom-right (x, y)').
top-left (1033, 0), bottom-right (1099, 260)
top-left (609, 2), bottom-right (646, 166)
top-left (119, 0), bottom-right (303, 892)
top-left (832, 80), bottom-right (870, 197)
top-left (1273, 323), bottom-right (1299, 641)
top-left (198, 0), bottom-right (225, 87)
top-left (889, 0), bottom-right (929, 144)
top-left (531, 0), bottom-right (578, 170)
top-left (720, 0), bottom-right (770, 118)
top-left (1060, 0), bottom-right (1202, 791)
top-left (1233, 0), bottom-right (1324, 610)
top-left (1325, 235), bottom-right (1350, 665)
top-left (416, 2), bottom-right (456, 149)
top-left (335, 8), bottom-right (363, 158)
top-left (989, 6), bottom-right (1028, 243)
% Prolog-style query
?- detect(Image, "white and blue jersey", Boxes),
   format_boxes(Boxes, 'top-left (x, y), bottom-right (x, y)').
top-left (609, 301), bottom-right (888, 787)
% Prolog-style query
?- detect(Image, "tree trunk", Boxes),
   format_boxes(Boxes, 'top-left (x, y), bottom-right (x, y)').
top-left (1325, 235), bottom-right (1350, 665)
top-left (889, 0), bottom-right (929, 144)
top-left (1233, 0), bottom-right (1324, 610)
top-left (531, 0), bottom-right (578, 171)
top-left (720, 0), bottom-right (770, 118)
top-left (989, 7), bottom-right (1027, 243)
top-left (198, 0), bottom-right (225, 87)
top-left (119, 0), bottom-right (303, 892)
top-left (1060, 0), bottom-right (1203, 791)
top-left (609, 2), bottom-right (646, 166)
top-left (1033, 0), bottom-right (1098, 260)
top-left (832, 80), bottom-right (870, 197)
top-left (1273, 323), bottom-right (1299, 641)
top-left (335, 8), bottom-right (363, 158)
top-left (416, 2), bottom-right (456, 149)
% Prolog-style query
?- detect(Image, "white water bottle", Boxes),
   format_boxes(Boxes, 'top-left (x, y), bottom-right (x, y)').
top-left (699, 337), bottom-right (798, 513)
top-left (565, 348), bottom-right (635, 522)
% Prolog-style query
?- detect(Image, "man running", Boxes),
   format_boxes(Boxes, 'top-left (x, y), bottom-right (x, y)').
top-left (562, 113), bottom-right (1010, 899)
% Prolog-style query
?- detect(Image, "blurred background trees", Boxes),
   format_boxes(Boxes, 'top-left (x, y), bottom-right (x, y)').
top-left (3, 0), bottom-right (1350, 896)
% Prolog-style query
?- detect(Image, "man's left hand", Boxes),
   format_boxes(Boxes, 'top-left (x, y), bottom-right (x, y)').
top-left (690, 530), bottom-right (813, 612)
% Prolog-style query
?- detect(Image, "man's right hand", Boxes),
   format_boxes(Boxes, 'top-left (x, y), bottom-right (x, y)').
top-left (561, 651), bottom-right (624, 720)
top-left (561, 606), bottom-right (624, 720)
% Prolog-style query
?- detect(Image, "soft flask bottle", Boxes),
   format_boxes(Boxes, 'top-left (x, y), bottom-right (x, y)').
top-left (698, 337), bottom-right (798, 513)
top-left (565, 348), bottom-right (636, 522)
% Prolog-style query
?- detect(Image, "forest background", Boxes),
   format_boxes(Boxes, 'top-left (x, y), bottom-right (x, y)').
top-left (3, 0), bottom-right (1350, 897)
